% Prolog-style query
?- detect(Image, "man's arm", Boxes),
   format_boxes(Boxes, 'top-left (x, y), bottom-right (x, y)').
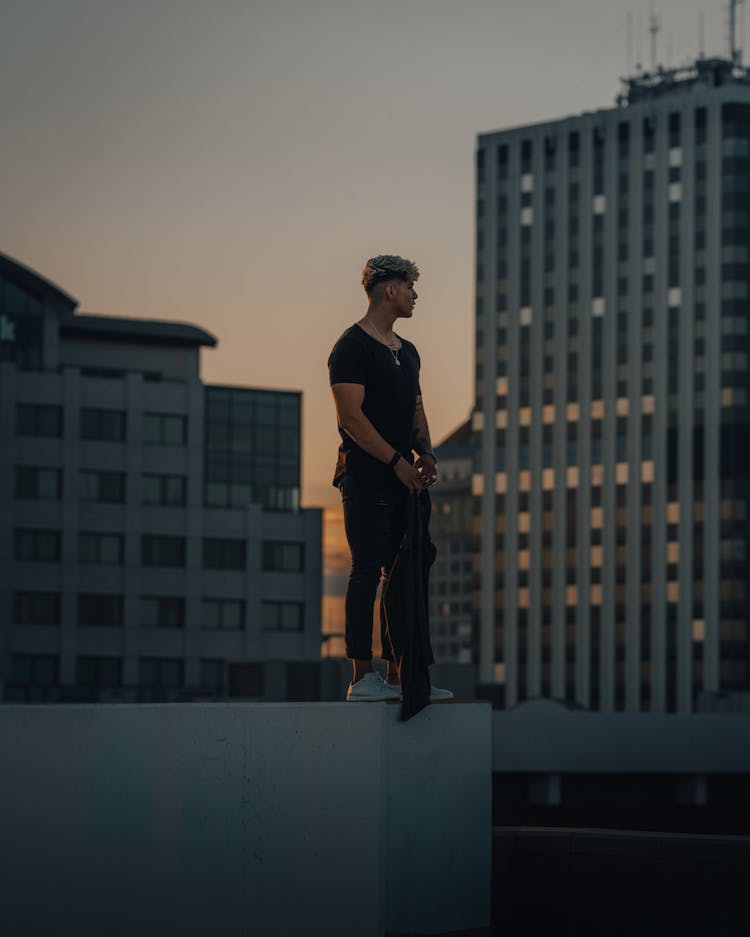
top-left (412, 394), bottom-right (438, 486)
top-left (331, 383), bottom-right (424, 494)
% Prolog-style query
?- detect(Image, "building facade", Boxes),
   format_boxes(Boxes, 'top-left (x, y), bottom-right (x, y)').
top-left (428, 417), bottom-right (474, 664)
top-left (474, 58), bottom-right (750, 712)
top-left (0, 253), bottom-right (322, 701)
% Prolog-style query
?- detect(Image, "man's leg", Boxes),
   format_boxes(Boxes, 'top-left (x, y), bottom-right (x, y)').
top-left (341, 476), bottom-right (399, 684)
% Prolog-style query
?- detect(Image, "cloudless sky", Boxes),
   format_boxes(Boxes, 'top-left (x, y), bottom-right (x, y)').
top-left (2, 0), bottom-right (741, 612)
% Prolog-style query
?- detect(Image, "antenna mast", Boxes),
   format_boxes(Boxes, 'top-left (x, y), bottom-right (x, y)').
top-left (627, 12), bottom-right (633, 74)
top-left (699, 12), bottom-right (706, 58)
top-left (730, 0), bottom-right (744, 65)
top-left (649, 2), bottom-right (661, 71)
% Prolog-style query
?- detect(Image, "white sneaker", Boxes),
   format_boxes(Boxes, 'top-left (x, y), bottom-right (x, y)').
top-left (346, 671), bottom-right (401, 702)
top-left (387, 683), bottom-right (455, 701)
top-left (429, 685), bottom-right (454, 701)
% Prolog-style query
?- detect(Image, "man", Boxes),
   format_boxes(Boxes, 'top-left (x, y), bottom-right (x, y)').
top-left (328, 254), bottom-right (453, 702)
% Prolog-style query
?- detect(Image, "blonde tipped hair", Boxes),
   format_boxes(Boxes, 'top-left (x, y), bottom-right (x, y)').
top-left (361, 255), bottom-right (419, 295)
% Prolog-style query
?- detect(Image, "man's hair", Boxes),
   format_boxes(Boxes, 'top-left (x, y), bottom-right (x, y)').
top-left (361, 255), bottom-right (419, 295)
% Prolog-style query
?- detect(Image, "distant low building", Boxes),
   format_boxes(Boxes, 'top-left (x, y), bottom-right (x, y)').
top-left (428, 417), bottom-right (474, 664)
top-left (0, 252), bottom-right (322, 702)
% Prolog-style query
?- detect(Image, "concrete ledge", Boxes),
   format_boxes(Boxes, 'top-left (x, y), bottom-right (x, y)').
top-left (492, 709), bottom-right (750, 773)
top-left (0, 702), bottom-right (491, 937)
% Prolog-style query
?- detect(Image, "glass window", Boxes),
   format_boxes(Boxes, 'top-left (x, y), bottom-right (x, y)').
top-left (14, 528), bottom-right (61, 562)
top-left (14, 465), bottom-right (62, 500)
top-left (77, 594), bottom-right (124, 626)
top-left (79, 532), bottom-right (123, 564)
top-left (142, 474), bottom-right (186, 505)
top-left (77, 656), bottom-right (121, 688)
top-left (12, 591), bottom-right (60, 624)
top-left (140, 596), bottom-right (185, 628)
top-left (79, 470), bottom-right (125, 502)
top-left (261, 601), bottom-right (304, 632)
top-left (204, 387), bottom-right (300, 512)
top-left (139, 657), bottom-right (183, 688)
top-left (11, 654), bottom-right (58, 686)
top-left (15, 403), bottom-right (62, 437)
top-left (80, 408), bottom-right (126, 441)
top-left (201, 598), bottom-right (244, 630)
top-left (143, 413), bottom-right (187, 445)
top-left (262, 541), bottom-right (305, 572)
top-left (142, 535), bottom-right (186, 567)
top-left (202, 538), bottom-right (246, 570)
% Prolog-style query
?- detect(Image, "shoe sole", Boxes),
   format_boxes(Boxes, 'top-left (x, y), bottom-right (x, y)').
top-left (346, 696), bottom-right (399, 702)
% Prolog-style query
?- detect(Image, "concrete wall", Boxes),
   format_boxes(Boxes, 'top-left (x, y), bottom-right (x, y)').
top-left (492, 704), bottom-right (750, 773)
top-left (0, 701), bottom-right (491, 937)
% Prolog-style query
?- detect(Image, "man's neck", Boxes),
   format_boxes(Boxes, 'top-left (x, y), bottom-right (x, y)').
top-left (364, 305), bottom-right (397, 340)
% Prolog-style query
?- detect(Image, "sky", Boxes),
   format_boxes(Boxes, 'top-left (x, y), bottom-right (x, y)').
top-left (2, 0), bottom-right (742, 627)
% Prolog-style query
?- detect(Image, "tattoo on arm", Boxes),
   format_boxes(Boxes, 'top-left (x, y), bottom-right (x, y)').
top-left (412, 397), bottom-right (433, 456)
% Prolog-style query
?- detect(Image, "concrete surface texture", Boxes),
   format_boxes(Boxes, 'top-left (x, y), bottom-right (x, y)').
top-left (0, 701), bottom-right (491, 937)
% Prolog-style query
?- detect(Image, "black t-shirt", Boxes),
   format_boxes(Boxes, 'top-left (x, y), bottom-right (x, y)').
top-left (328, 323), bottom-right (421, 491)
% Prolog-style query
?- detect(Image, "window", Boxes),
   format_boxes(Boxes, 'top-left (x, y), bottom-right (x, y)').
top-left (203, 538), bottom-right (246, 569)
top-left (142, 474), bottom-right (186, 505)
top-left (79, 532), bottom-right (124, 564)
top-left (77, 656), bottom-right (122, 688)
top-left (11, 654), bottom-right (58, 686)
top-left (201, 598), bottom-right (244, 630)
top-left (13, 591), bottom-right (60, 624)
top-left (143, 413), bottom-right (187, 445)
top-left (262, 541), bottom-right (305, 572)
top-left (80, 408), bottom-right (126, 441)
top-left (14, 528), bottom-right (61, 562)
top-left (14, 466), bottom-right (62, 500)
top-left (80, 470), bottom-right (125, 502)
top-left (141, 596), bottom-right (185, 628)
top-left (261, 601), bottom-right (304, 632)
top-left (142, 535), bottom-right (185, 567)
top-left (15, 403), bottom-right (62, 437)
top-left (139, 657), bottom-right (183, 688)
top-left (77, 594), bottom-right (124, 626)
top-left (204, 387), bottom-right (300, 511)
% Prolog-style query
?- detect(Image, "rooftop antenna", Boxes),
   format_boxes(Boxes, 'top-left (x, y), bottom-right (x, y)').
top-left (729, 0), bottom-right (744, 65)
top-left (699, 11), bottom-right (706, 58)
top-left (649, 1), bottom-right (661, 71)
top-left (636, 4), bottom-right (643, 71)
top-left (627, 12), bottom-right (633, 74)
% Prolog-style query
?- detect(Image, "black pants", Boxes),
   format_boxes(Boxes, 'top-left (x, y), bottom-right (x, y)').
top-left (339, 473), bottom-right (408, 662)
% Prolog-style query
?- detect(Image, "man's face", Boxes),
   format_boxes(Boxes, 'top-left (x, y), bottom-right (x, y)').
top-left (390, 279), bottom-right (418, 318)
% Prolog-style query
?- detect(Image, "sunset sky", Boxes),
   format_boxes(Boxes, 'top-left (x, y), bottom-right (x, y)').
top-left (3, 0), bottom-right (737, 628)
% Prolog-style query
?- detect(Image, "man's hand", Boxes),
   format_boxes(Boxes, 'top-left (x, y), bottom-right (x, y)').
top-left (394, 457), bottom-right (425, 495)
top-left (415, 453), bottom-right (438, 487)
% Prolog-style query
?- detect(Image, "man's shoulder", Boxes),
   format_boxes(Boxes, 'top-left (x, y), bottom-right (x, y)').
top-left (331, 323), bottom-right (367, 352)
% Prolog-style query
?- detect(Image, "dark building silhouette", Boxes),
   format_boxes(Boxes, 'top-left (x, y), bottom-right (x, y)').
top-left (0, 253), bottom-right (322, 702)
top-left (473, 58), bottom-right (750, 712)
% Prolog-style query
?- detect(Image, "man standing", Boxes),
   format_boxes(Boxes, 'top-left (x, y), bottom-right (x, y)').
top-left (328, 255), bottom-right (453, 702)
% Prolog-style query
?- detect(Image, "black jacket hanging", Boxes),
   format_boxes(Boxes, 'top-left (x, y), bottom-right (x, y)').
top-left (381, 489), bottom-right (436, 721)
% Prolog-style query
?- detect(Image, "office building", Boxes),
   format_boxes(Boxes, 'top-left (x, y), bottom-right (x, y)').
top-left (428, 417), bottom-right (474, 663)
top-left (0, 252), bottom-right (322, 701)
top-left (473, 57), bottom-right (750, 712)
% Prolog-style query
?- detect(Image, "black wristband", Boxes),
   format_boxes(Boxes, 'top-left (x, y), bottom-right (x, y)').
top-left (388, 451), bottom-right (402, 469)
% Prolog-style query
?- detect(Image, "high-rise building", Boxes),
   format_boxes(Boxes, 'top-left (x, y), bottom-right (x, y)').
top-left (428, 417), bottom-right (474, 664)
top-left (473, 57), bottom-right (750, 712)
top-left (0, 253), bottom-right (322, 702)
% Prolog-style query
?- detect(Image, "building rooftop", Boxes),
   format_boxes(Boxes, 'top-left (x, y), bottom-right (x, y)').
top-left (60, 313), bottom-right (217, 348)
top-left (618, 56), bottom-right (750, 107)
top-left (0, 252), bottom-right (78, 311)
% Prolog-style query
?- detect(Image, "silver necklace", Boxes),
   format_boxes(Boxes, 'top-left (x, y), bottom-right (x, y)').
top-left (366, 317), bottom-right (402, 366)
